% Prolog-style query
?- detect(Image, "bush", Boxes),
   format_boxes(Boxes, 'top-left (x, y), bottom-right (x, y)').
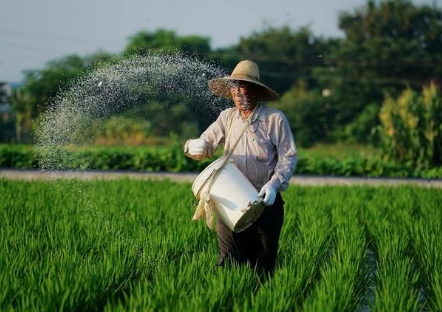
top-left (269, 82), bottom-right (334, 147)
top-left (343, 104), bottom-right (380, 145)
top-left (91, 116), bottom-right (152, 146)
top-left (0, 144), bottom-right (36, 168)
top-left (31, 143), bottom-right (214, 173)
top-left (1, 143), bottom-right (440, 178)
top-left (379, 83), bottom-right (442, 169)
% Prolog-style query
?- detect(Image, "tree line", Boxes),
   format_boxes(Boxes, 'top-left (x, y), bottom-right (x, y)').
top-left (2, 0), bottom-right (442, 154)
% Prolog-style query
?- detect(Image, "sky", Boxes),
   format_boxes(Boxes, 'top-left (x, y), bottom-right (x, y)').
top-left (0, 0), bottom-right (440, 82)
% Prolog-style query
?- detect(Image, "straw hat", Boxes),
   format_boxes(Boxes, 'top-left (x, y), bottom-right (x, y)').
top-left (208, 60), bottom-right (280, 101)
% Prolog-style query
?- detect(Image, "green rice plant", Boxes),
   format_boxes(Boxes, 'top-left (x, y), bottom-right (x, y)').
top-left (302, 199), bottom-right (368, 312)
top-left (238, 187), bottom-right (333, 312)
top-left (0, 179), bottom-right (148, 312)
top-left (363, 188), bottom-right (421, 312)
top-left (0, 179), bottom-right (197, 312)
top-left (105, 257), bottom-right (260, 312)
top-left (409, 189), bottom-right (442, 311)
top-left (1, 179), bottom-right (441, 312)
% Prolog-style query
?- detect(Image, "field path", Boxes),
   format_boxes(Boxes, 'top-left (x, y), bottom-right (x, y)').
top-left (1, 168), bottom-right (441, 188)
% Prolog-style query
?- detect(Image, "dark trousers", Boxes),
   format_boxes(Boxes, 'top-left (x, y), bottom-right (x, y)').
top-left (216, 193), bottom-right (285, 274)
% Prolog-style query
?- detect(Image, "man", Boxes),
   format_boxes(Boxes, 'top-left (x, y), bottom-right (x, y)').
top-left (184, 60), bottom-right (297, 274)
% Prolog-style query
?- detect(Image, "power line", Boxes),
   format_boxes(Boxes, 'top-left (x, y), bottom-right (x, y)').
top-left (260, 70), bottom-right (433, 87)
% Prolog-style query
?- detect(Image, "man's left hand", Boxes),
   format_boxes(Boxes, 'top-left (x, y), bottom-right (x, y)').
top-left (258, 184), bottom-right (276, 206)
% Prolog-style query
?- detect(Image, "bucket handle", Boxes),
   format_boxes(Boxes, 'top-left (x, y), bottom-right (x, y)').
top-left (194, 167), bottom-right (219, 201)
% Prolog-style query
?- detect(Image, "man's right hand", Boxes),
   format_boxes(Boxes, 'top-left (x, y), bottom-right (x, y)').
top-left (185, 139), bottom-right (207, 160)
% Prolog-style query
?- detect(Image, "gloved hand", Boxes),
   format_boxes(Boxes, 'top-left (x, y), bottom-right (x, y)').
top-left (185, 139), bottom-right (206, 160)
top-left (258, 183), bottom-right (276, 206)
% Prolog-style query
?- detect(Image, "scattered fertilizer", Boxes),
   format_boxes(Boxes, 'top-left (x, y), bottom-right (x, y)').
top-left (35, 53), bottom-right (230, 171)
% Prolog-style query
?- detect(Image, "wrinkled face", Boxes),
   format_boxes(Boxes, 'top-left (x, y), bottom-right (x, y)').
top-left (229, 80), bottom-right (258, 112)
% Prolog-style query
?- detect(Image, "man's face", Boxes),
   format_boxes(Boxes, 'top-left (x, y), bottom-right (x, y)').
top-left (230, 81), bottom-right (258, 111)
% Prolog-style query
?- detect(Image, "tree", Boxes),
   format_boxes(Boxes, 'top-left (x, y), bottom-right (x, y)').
top-left (11, 52), bottom-right (114, 141)
top-left (211, 26), bottom-right (338, 95)
top-left (316, 0), bottom-right (442, 143)
top-left (269, 81), bottom-right (336, 147)
top-left (124, 29), bottom-right (211, 57)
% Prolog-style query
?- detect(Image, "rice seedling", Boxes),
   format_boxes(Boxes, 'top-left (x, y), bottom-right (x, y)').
top-left (409, 189), bottom-right (442, 311)
top-left (302, 196), bottom-right (368, 312)
top-left (363, 188), bottom-right (422, 312)
top-left (1, 179), bottom-right (441, 312)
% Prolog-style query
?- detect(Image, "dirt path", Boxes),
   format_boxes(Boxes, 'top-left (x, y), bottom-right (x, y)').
top-left (1, 169), bottom-right (441, 188)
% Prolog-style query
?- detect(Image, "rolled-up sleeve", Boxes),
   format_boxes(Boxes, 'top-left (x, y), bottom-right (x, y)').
top-left (267, 115), bottom-right (297, 193)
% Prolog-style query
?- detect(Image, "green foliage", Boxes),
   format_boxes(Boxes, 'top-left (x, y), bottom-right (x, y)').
top-left (18, 53), bottom-right (114, 117)
top-left (0, 144), bottom-right (36, 168)
top-left (5, 0), bottom-right (442, 151)
top-left (247, 195), bottom-right (331, 311)
top-left (120, 100), bottom-right (199, 139)
top-left (379, 83), bottom-right (442, 169)
top-left (33, 141), bottom-right (214, 173)
top-left (342, 104), bottom-right (380, 144)
top-left (214, 26), bottom-right (336, 95)
top-left (124, 29), bottom-right (211, 56)
top-left (1, 143), bottom-right (441, 178)
top-left (302, 203), bottom-right (367, 312)
top-left (411, 196), bottom-right (442, 311)
top-left (9, 52), bottom-right (114, 142)
top-left (86, 116), bottom-right (153, 146)
top-left (269, 82), bottom-right (334, 146)
top-left (314, 0), bottom-right (442, 143)
top-left (1, 181), bottom-right (441, 311)
top-left (363, 194), bottom-right (421, 312)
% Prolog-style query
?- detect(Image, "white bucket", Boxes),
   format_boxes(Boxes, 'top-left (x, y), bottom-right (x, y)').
top-left (192, 157), bottom-right (265, 233)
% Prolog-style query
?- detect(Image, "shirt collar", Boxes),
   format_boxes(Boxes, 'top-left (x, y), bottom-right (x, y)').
top-left (235, 103), bottom-right (262, 123)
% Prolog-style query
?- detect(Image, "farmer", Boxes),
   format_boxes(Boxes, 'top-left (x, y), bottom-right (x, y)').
top-left (184, 60), bottom-right (297, 274)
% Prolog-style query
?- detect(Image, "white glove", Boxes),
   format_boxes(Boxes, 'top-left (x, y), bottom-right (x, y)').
top-left (258, 183), bottom-right (276, 206)
top-left (185, 139), bottom-right (206, 160)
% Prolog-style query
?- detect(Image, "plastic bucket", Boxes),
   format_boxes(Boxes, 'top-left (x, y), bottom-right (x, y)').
top-left (192, 157), bottom-right (265, 233)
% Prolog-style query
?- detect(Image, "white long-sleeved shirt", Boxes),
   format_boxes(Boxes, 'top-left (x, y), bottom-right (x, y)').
top-left (186, 104), bottom-right (298, 192)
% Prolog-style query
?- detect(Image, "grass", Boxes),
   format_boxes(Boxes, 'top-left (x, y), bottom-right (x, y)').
top-left (1, 179), bottom-right (441, 312)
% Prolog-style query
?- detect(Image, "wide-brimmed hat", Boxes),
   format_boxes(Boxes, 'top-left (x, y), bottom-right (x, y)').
top-left (208, 60), bottom-right (280, 101)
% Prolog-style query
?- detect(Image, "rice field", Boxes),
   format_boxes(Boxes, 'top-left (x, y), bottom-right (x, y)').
top-left (1, 178), bottom-right (441, 312)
